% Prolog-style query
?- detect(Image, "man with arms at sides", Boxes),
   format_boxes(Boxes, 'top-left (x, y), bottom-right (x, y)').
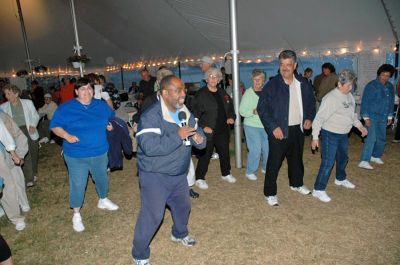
top-left (132, 75), bottom-right (206, 265)
top-left (257, 50), bottom-right (316, 206)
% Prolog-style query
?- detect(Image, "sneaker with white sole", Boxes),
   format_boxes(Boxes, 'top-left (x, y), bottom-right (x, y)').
top-left (38, 137), bottom-right (49, 144)
top-left (26, 181), bottom-right (34, 187)
top-left (245, 173), bottom-right (257, 181)
top-left (133, 258), bottom-right (151, 265)
top-left (265, 195), bottom-right (278, 206)
top-left (370, 156), bottom-right (384, 164)
top-left (15, 219), bottom-right (26, 231)
top-left (358, 161), bottom-right (374, 170)
top-left (195, 179), bottom-right (208, 190)
top-left (221, 174), bottom-right (236, 183)
top-left (312, 190), bottom-right (331, 202)
top-left (261, 169), bottom-right (266, 174)
top-left (21, 205), bottom-right (31, 213)
top-left (290, 185), bottom-right (311, 195)
top-left (50, 139), bottom-right (56, 144)
top-left (211, 153), bottom-right (219, 160)
top-left (72, 213), bottom-right (85, 232)
top-left (171, 235), bottom-right (197, 247)
top-left (335, 179), bottom-right (355, 189)
top-left (97, 198), bottom-right (119, 211)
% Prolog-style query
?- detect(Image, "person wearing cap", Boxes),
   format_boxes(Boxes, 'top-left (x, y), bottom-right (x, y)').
top-left (50, 77), bottom-right (119, 232)
top-left (199, 56), bottom-right (214, 88)
top-left (38, 93), bottom-right (58, 144)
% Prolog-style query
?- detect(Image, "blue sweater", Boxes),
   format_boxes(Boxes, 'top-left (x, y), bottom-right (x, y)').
top-left (257, 73), bottom-right (316, 138)
top-left (50, 98), bottom-right (114, 158)
top-left (361, 79), bottom-right (394, 121)
top-left (137, 98), bottom-right (206, 176)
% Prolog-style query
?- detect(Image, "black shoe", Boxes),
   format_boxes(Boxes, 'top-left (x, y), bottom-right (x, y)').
top-left (189, 188), bottom-right (199, 199)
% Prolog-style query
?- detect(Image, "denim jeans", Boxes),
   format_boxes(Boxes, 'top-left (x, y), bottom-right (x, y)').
top-left (360, 118), bottom-right (387, 161)
top-left (314, 130), bottom-right (348, 191)
top-left (243, 125), bottom-right (269, 175)
top-left (64, 152), bottom-right (109, 208)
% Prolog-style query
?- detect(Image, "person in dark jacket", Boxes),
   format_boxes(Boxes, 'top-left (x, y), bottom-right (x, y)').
top-left (131, 75), bottom-right (205, 265)
top-left (192, 68), bottom-right (236, 190)
top-left (257, 50), bottom-right (316, 207)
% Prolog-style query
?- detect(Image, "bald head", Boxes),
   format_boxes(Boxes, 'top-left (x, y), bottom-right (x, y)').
top-left (160, 75), bottom-right (186, 111)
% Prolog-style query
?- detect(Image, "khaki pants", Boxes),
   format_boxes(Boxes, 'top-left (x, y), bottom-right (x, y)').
top-left (0, 151), bottom-right (26, 224)
top-left (19, 126), bottom-right (39, 184)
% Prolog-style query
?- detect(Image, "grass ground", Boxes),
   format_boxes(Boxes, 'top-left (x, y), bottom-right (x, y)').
top-left (1, 133), bottom-right (399, 265)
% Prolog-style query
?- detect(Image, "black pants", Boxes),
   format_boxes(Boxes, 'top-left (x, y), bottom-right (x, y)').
top-left (195, 131), bottom-right (231, 180)
top-left (264, 125), bottom-right (304, 196)
top-left (0, 235), bottom-right (11, 262)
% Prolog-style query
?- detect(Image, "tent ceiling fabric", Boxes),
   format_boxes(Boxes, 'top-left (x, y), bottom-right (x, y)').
top-left (0, 0), bottom-right (399, 72)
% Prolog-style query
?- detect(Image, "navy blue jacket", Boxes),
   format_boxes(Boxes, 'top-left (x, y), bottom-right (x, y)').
top-left (137, 98), bottom-right (206, 176)
top-left (257, 73), bottom-right (316, 138)
top-left (107, 116), bottom-right (133, 168)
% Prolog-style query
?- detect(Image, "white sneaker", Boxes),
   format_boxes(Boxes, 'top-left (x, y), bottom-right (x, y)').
top-left (21, 205), bottom-right (31, 213)
top-left (133, 258), bottom-right (151, 265)
top-left (312, 190), bottom-right (331, 202)
top-left (171, 235), bottom-right (197, 247)
top-left (245, 173), bottom-right (257, 181)
top-left (211, 153), bottom-right (219, 160)
top-left (72, 213), bottom-right (85, 232)
top-left (50, 139), bottom-right (56, 144)
top-left (33, 175), bottom-right (38, 182)
top-left (358, 161), bottom-right (374, 170)
top-left (290, 185), bottom-right (311, 195)
top-left (265, 195), bottom-right (278, 206)
top-left (195, 179), bottom-right (209, 190)
top-left (370, 156), bottom-right (384, 164)
top-left (221, 174), bottom-right (236, 183)
top-left (261, 169), bottom-right (266, 174)
top-left (26, 181), bottom-right (34, 187)
top-left (97, 198), bottom-right (119, 211)
top-left (15, 219), bottom-right (26, 231)
top-left (38, 137), bottom-right (49, 144)
top-left (335, 179), bottom-right (355, 189)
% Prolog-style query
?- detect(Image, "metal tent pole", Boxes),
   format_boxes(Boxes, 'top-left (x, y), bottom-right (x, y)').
top-left (229, 0), bottom-right (242, 168)
top-left (120, 66), bottom-right (125, 90)
top-left (69, 0), bottom-right (84, 77)
top-left (178, 61), bottom-right (182, 79)
top-left (15, 0), bottom-right (34, 81)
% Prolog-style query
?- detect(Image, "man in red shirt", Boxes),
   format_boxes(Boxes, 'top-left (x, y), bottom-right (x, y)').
top-left (60, 78), bottom-right (76, 104)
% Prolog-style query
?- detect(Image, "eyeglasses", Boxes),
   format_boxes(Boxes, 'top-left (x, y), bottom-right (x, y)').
top-left (208, 75), bottom-right (219, 80)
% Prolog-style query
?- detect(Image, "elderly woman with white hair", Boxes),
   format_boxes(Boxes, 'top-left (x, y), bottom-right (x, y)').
top-left (311, 69), bottom-right (368, 203)
top-left (192, 67), bottom-right (236, 190)
top-left (239, 69), bottom-right (268, 181)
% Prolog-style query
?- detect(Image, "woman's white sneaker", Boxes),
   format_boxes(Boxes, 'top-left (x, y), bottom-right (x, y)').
top-left (72, 213), bottom-right (85, 232)
top-left (221, 174), bottom-right (236, 183)
top-left (15, 220), bottom-right (26, 231)
top-left (358, 161), bottom-right (373, 170)
top-left (245, 173), bottom-right (257, 181)
top-left (370, 157), bottom-right (384, 164)
top-left (97, 198), bottom-right (119, 211)
top-left (290, 185), bottom-right (311, 195)
top-left (195, 179), bottom-right (209, 190)
top-left (312, 190), bottom-right (331, 202)
top-left (335, 179), bottom-right (355, 189)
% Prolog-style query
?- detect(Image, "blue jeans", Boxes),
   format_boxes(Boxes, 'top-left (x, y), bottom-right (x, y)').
top-left (314, 130), bottom-right (348, 191)
top-left (243, 125), bottom-right (269, 175)
top-left (64, 152), bottom-right (109, 208)
top-left (360, 118), bottom-right (387, 161)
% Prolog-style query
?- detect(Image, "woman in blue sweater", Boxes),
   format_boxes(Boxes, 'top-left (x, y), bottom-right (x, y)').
top-left (50, 77), bottom-right (118, 232)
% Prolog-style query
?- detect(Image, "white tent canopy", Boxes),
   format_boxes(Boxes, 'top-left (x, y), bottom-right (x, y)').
top-left (0, 0), bottom-right (399, 73)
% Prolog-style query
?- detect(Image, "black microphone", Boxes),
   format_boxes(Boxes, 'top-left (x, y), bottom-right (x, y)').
top-left (178, 111), bottom-right (191, 146)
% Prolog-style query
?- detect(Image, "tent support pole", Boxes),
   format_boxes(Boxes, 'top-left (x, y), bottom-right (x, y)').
top-left (229, 0), bottom-right (242, 168)
top-left (15, 0), bottom-right (34, 81)
top-left (120, 67), bottom-right (125, 90)
top-left (69, 0), bottom-right (84, 77)
top-left (395, 41), bottom-right (399, 79)
top-left (178, 61), bottom-right (182, 79)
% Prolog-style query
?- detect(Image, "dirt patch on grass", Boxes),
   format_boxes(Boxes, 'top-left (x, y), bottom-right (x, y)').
top-left (1, 134), bottom-right (399, 265)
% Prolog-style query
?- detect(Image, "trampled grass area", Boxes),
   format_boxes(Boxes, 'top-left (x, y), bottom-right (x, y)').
top-left (1, 133), bottom-right (400, 265)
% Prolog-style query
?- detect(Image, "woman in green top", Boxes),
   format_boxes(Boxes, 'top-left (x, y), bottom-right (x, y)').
top-left (239, 69), bottom-right (269, 181)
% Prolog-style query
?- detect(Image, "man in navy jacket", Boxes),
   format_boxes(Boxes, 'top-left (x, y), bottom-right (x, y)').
top-left (132, 75), bottom-right (206, 265)
top-left (257, 50), bottom-right (316, 207)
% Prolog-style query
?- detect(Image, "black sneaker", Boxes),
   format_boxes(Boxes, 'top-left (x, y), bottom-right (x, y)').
top-left (189, 188), bottom-right (199, 199)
